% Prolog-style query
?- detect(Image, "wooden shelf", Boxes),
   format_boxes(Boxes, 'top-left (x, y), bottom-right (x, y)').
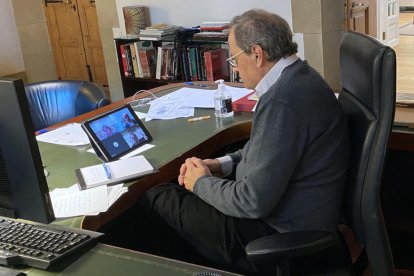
top-left (114, 34), bottom-right (234, 98)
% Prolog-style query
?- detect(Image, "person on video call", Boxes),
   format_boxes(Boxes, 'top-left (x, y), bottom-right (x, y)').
top-left (115, 9), bottom-right (350, 274)
top-left (100, 125), bottom-right (113, 139)
top-left (122, 113), bottom-right (136, 129)
top-left (129, 132), bottom-right (144, 147)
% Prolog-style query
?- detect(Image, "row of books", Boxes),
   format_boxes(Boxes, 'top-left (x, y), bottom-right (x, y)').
top-left (139, 24), bottom-right (182, 41)
top-left (120, 41), bottom-right (157, 79)
top-left (194, 21), bottom-right (230, 41)
top-left (180, 44), bottom-right (229, 82)
top-left (120, 42), bottom-right (230, 82)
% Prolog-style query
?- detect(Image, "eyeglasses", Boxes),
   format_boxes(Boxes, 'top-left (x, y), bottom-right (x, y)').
top-left (226, 50), bottom-right (245, 68)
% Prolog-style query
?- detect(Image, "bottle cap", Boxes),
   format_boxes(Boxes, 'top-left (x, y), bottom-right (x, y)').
top-left (215, 79), bottom-right (225, 91)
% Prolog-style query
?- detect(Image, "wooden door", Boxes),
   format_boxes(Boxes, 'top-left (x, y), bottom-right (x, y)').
top-left (44, 0), bottom-right (107, 86)
top-left (45, 0), bottom-right (89, 80)
top-left (345, 0), bottom-right (370, 34)
top-left (344, 0), bottom-right (377, 37)
top-left (77, 0), bottom-right (108, 87)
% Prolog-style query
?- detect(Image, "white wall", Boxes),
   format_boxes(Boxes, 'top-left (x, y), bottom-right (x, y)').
top-left (115, 0), bottom-right (293, 35)
top-left (0, 0), bottom-right (25, 76)
top-left (400, 0), bottom-right (414, 6)
top-left (113, 0), bottom-right (303, 58)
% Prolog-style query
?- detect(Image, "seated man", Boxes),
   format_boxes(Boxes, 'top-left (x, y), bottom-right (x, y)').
top-left (110, 9), bottom-right (350, 274)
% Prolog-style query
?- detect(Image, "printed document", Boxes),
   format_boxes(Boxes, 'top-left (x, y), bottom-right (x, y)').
top-left (36, 123), bottom-right (90, 146)
top-left (50, 183), bottom-right (128, 218)
top-left (145, 86), bottom-right (251, 120)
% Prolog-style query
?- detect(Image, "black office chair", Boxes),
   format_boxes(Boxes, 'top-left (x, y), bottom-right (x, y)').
top-left (245, 31), bottom-right (396, 275)
top-left (25, 80), bottom-right (110, 131)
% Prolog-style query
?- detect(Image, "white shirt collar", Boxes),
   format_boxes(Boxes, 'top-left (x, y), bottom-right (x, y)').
top-left (255, 54), bottom-right (299, 98)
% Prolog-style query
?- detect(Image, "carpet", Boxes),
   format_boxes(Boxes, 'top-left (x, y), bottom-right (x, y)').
top-left (400, 23), bottom-right (414, 36)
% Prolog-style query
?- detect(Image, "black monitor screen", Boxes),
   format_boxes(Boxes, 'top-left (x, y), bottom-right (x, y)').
top-left (0, 78), bottom-right (54, 223)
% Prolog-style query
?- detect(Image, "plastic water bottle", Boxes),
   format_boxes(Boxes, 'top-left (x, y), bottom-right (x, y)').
top-left (214, 79), bottom-right (234, 118)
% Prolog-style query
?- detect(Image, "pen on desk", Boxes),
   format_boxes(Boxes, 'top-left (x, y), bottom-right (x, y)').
top-left (102, 163), bottom-right (112, 179)
top-left (35, 128), bottom-right (48, 135)
top-left (188, 115), bottom-right (211, 123)
top-left (185, 82), bottom-right (209, 88)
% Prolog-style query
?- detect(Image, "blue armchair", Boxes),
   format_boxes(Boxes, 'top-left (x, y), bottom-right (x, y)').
top-left (25, 80), bottom-right (110, 131)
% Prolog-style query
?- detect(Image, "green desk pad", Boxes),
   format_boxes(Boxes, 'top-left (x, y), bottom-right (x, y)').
top-left (39, 87), bottom-right (253, 228)
top-left (21, 243), bottom-right (240, 275)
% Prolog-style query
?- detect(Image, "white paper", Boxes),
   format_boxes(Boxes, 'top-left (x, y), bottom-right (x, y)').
top-left (86, 143), bottom-right (155, 156)
top-left (79, 155), bottom-right (154, 189)
top-left (36, 123), bottom-right (90, 146)
top-left (51, 185), bottom-right (108, 218)
top-left (50, 184), bottom-right (128, 217)
top-left (119, 143), bottom-right (155, 159)
top-left (49, 184), bottom-right (80, 198)
top-left (80, 164), bottom-right (109, 186)
top-left (226, 86), bottom-right (254, 102)
top-left (107, 155), bottom-right (154, 179)
top-left (180, 86), bottom-right (252, 108)
top-left (107, 184), bottom-right (128, 206)
top-left (146, 86), bottom-right (253, 115)
top-left (135, 111), bottom-right (147, 119)
top-left (146, 98), bottom-right (194, 121)
top-left (177, 88), bottom-right (216, 108)
top-left (88, 184), bottom-right (128, 215)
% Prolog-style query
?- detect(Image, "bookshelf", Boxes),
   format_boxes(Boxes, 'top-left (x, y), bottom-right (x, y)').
top-left (114, 34), bottom-right (234, 98)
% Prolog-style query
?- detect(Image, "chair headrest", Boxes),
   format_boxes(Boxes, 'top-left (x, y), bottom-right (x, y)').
top-left (340, 32), bottom-right (396, 116)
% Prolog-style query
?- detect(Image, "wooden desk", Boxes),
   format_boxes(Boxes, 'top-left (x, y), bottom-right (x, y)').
top-left (389, 106), bottom-right (414, 152)
top-left (30, 83), bottom-right (248, 275)
top-left (40, 83), bottom-right (252, 231)
top-left (383, 106), bottom-right (414, 269)
top-left (38, 83), bottom-right (414, 272)
top-left (21, 244), bottom-right (240, 276)
top-left (41, 83), bottom-right (414, 231)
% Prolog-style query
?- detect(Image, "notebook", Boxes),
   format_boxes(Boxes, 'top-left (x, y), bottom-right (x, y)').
top-left (76, 155), bottom-right (155, 190)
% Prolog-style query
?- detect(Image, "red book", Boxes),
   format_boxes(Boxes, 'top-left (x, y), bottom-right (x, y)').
top-left (232, 92), bottom-right (257, 113)
top-left (139, 48), bottom-right (157, 78)
top-left (204, 48), bottom-right (229, 81)
top-left (200, 26), bottom-right (229, 32)
top-left (120, 45), bottom-right (129, 77)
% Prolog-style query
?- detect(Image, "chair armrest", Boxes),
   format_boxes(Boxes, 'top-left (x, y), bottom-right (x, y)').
top-left (245, 230), bottom-right (334, 263)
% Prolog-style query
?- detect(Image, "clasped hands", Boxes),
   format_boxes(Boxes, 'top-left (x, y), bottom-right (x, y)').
top-left (178, 157), bottom-right (223, 191)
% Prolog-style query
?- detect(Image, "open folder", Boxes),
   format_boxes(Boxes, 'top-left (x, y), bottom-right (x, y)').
top-left (76, 155), bottom-right (155, 190)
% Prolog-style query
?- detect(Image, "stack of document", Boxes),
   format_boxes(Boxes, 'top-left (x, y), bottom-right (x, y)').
top-left (146, 86), bottom-right (252, 121)
top-left (49, 184), bottom-right (128, 218)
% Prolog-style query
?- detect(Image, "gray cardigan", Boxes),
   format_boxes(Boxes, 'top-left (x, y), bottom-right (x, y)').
top-left (193, 60), bottom-right (350, 232)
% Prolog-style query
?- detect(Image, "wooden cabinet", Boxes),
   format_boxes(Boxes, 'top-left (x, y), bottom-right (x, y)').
top-left (44, 0), bottom-right (108, 87)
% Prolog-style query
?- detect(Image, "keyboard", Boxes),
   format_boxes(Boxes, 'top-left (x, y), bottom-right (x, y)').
top-left (0, 216), bottom-right (103, 269)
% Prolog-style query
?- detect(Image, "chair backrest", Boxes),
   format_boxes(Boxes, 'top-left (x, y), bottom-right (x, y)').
top-left (338, 32), bottom-right (396, 275)
top-left (25, 80), bottom-right (110, 131)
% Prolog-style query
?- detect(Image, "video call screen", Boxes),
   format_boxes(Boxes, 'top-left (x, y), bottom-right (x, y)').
top-left (86, 105), bottom-right (152, 159)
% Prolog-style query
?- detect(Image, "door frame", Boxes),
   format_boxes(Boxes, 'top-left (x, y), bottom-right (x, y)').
top-left (378, 0), bottom-right (400, 46)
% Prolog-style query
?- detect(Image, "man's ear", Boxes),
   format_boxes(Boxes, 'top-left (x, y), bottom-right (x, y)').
top-left (251, 45), bottom-right (265, 66)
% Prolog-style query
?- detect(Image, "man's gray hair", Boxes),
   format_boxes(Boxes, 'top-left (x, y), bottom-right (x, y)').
top-left (230, 9), bottom-right (298, 61)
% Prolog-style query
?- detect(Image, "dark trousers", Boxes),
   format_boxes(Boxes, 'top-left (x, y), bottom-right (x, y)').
top-left (100, 183), bottom-right (278, 275)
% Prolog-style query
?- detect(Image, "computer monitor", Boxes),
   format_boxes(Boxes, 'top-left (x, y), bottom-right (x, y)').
top-left (0, 78), bottom-right (55, 223)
